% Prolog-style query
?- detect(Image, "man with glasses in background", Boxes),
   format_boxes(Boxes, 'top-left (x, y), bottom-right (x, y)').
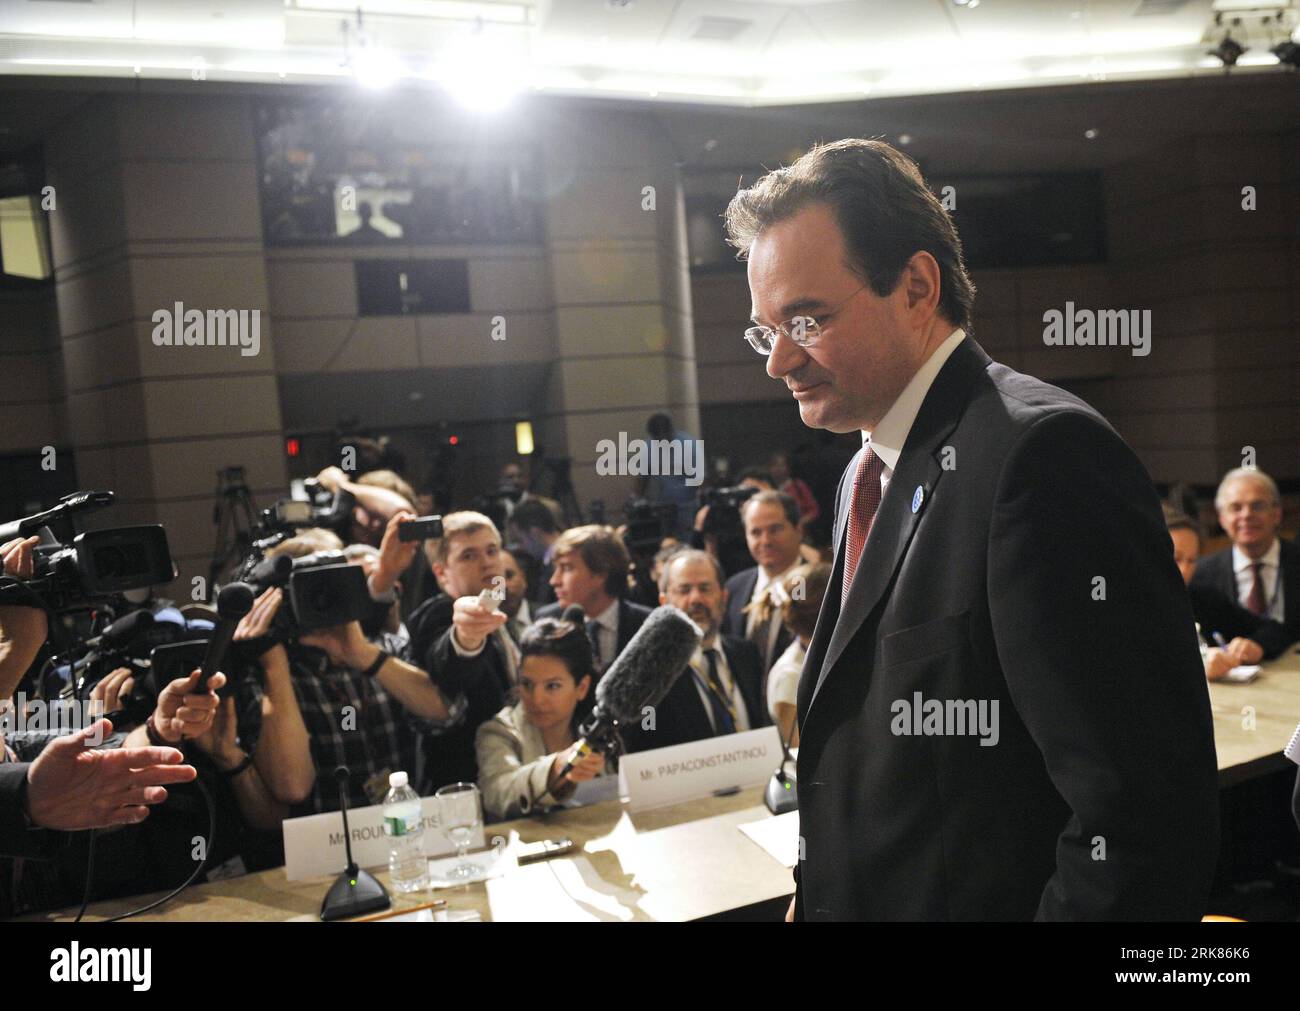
top-left (1192, 467), bottom-right (1300, 647)
top-left (726, 138), bottom-right (1219, 921)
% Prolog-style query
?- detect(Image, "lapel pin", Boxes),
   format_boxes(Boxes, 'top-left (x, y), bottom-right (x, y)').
top-left (911, 485), bottom-right (925, 514)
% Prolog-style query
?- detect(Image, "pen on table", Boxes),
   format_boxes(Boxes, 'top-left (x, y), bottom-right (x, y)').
top-left (1211, 631), bottom-right (1227, 648)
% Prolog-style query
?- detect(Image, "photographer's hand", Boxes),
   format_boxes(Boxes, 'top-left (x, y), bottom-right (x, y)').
top-left (151, 668), bottom-right (226, 744)
top-left (0, 604), bottom-right (49, 700)
top-left (1, 535), bottom-right (39, 579)
top-left (299, 621), bottom-right (370, 669)
top-left (450, 595), bottom-right (508, 652)
top-left (370, 510), bottom-right (418, 598)
top-left (24, 718), bottom-right (195, 830)
top-left (233, 586), bottom-right (282, 654)
top-left (90, 667), bottom-right (136, 716)
top-left (192, 695), bottom-right (241, 768)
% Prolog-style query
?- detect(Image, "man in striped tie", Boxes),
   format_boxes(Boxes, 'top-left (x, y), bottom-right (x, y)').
top-left (725, 138), bottom-right (1219, 921)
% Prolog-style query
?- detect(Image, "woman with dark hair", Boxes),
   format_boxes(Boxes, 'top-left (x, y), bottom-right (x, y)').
top-left (474, 614), bottom-right (607, 821)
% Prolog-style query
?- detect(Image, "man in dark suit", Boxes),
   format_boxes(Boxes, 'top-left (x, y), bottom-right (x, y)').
top-left (406, 511), bottom-right (514, 792)
top-left (725, 138), bottom-right (1218, 921)
top-left (1191, 468), bottom-right (1300, 647)
top-left (506, 498), bottom-right (560, 607)
top-left (1167, 512), bottom-right (1291, 666)
top-left (622, 549), bottom-right (768, 753)
top-left (535, 524), bottom-right (650, 680)
top-left (720, 490), bottom-right (800, 684)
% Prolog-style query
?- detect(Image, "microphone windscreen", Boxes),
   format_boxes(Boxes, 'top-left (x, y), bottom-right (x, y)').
top-left (216, 582), bottom-right (255, 620)
top-left (248, 552), bottom-right (292, 588)
top-left (594, 605), bottom-right (702, 723)
top-left (99, 608), bottom-right (155, 649)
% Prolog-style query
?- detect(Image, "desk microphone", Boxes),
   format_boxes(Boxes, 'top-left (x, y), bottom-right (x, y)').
top-left (321, 765), bottom-right (390, 921)
top-left (764, 719), bottom-right (798, 815)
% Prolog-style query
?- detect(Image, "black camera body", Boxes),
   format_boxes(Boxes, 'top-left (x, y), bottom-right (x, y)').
top-left (1, 525), bottom-right (175, 613)
top-left (243, 550), bottom-right (375, 640)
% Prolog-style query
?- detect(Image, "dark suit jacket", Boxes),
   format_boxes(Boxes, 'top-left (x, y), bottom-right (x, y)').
top-left (406, 593), bottom-right (512, 792)
top-left (1190, 540), bottom-right (1300, 646)
top-left (795, 337), bottom-right (1219, 921)
top-left (534, 598), bottom-right (651, 675)
top-left (1187, 583), bottom-right (1292, 659)
top-left (722, 566), bottom-right (795, 676)
top-left (621, 635), bottom-right (769, 753)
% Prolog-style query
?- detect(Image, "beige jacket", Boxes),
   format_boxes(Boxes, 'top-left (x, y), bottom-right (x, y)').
top-left (475, 702), bottom-right (571, 821)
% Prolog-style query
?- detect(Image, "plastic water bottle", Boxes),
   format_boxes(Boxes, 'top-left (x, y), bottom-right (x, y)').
top-left (383, 771), bottom-right (428, 893)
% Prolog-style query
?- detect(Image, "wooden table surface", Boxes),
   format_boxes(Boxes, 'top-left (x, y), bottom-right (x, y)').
top-left (25, 785), bottom-right (796, 923)
top-left (26, 644), bottom-right (1300, 922)
top-left (1207, 642), bottom-right (1300, 787)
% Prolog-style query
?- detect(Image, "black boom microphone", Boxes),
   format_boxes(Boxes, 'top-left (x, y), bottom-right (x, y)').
top-left (85, 608), bottom-right (155, 651)
top-left (0, 490), bottom-right (115, 543)
top-left (197, 582), bottom-right (255, 691)
top-left (556, 604), bottom-right (702, 780)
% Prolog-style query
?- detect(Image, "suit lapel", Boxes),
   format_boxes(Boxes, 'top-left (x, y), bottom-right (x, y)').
top-left (806, 338), bottom-right (990, 714)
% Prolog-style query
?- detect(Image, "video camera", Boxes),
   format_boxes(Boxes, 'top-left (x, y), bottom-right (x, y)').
top-left (257, 477), bottom-right (356, 543)
top-left (235, 549), bottom-right (376, 643)
top-left (699, 484), bottom-right (758, 579)
top-left (0, 491), bottom-right (176, 613)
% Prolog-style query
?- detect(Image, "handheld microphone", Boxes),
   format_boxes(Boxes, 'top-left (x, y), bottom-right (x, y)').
top-left (556, 604), bottom-right (702, 780)
top-left (85, 608), bottom-right (155, 651)
top-left (320, 765), bottom-right (390, 921)
top-left (196, 582), bottom-right (254, 692)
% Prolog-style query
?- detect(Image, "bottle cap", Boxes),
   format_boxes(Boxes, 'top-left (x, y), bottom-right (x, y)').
top-left (389, 771), bottom-right (408, 789)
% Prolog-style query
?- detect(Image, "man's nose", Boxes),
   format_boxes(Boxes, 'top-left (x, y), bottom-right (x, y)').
top-left (765, 327), bottom-right (805, 380)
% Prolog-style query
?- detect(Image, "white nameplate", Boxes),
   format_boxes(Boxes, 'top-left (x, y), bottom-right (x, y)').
top-left (617, 726), bottom-right (782, 812)
top-left (282, 796), bottom-right (486, 882)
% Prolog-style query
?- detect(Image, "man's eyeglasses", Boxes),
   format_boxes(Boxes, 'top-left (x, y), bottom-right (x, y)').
top-left (744, 284), bottom-right (869, 355)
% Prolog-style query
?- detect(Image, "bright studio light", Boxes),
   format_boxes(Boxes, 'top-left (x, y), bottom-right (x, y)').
top-left (434, 23), bottom-right (524, 110)
top-left (352, 46), bottom-right (398, 89)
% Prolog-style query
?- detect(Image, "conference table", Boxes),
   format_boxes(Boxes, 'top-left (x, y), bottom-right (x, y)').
top-left (28, 644), bottom-right (1300, 923)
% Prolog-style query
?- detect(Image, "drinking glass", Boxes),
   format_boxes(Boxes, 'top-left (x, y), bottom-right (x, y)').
top-left (435, 782), bottom-right (483, 881)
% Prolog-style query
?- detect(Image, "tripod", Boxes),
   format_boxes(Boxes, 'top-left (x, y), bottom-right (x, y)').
top-left (208, 466), bottom-right (257, 599)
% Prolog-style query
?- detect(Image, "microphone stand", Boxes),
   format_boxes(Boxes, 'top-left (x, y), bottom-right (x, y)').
top-left (764, 721), bottom-right (798, 815)
top-left (321, 765), bottom-right (391, 921)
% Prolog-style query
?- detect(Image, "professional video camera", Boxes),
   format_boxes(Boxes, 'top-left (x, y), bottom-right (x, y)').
top-left (0, 491), bottom-right (176, 614)
top-left (235, 549), bottom-right (375, 642)
top-left (257, 477), bottom-right (356, 542)
top-left (699, 484), bottom-right (758, 579)
top-left (622, 498), bottom-right (681, 607)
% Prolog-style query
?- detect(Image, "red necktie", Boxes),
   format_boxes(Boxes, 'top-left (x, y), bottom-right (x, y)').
top-left (1246, 562), bottom-right (1267, 615)
top-left (841, 447), bottom-right (886, 608)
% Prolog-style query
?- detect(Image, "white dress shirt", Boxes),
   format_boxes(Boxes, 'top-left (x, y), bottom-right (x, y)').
top-left (746, 560), bottom-right (802, 664)
top-left (1232, 539), bottom-right (1284, 622)
top-left (860, 327), bottom-right (967, 499)
top-left (588, 599), bottom-right (619, 671)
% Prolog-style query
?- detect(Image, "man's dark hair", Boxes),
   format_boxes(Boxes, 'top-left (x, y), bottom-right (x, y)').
top-left (647, 413), bottom-right (674, 440)
top-left (509, 498), bottom-right (559, 535)
top-left (736, 467), bottom-right (776, 489)
top-left (741, 489), bottom-right (801, 530)
top-left (724, 138), bottom-right (975, 332)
